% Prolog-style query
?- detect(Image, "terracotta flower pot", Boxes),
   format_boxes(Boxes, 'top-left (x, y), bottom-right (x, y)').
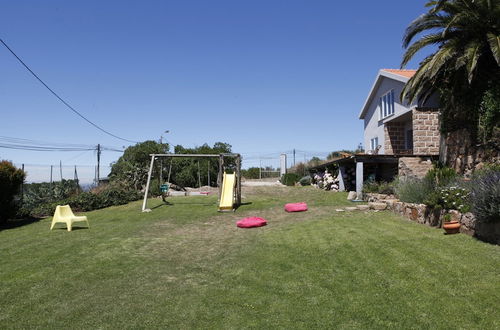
top-left (443, 221), bottom-right (461, 234)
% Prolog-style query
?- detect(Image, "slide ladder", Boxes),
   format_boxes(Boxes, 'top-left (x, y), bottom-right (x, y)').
top-left (219, 172), bottom-right (236, 211)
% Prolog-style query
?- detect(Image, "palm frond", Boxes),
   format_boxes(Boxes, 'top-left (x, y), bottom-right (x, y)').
top-left (401, 33), bottom-right (445, 68)
top-left (487, 33), bottom-right (500, 66)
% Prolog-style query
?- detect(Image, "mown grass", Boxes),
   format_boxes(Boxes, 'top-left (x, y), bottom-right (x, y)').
top-left (1, 186), bottom-right (499, 329)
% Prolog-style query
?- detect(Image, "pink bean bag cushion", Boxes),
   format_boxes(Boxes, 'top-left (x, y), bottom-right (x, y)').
top-left (237, 217), bottom-right (267, 228)
top-left (284, 202), bottom-right (308, 212)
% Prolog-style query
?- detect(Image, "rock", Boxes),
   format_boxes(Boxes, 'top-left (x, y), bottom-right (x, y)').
top-left (385, 199), bottom-right (399, 208)
top-left (335, 209), bottom-right (345, 212)
top-left (345, 207), bottom-right (358, 211)
top-left (460, 212), bottom-right (476, 230)
top-left (368, 202), bottom-right (387, 210)
top-left (357, 205), bottom-right (370, 211)
top-left (449, 210), bottom-right (461, 222)
top-left (347, 191), bottom-right (357, 200)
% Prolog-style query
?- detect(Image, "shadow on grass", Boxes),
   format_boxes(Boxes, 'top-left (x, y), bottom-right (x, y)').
top-left (50, 226), bottom-right (89, 231)
top-left (234, 202), bottom-right (253, 211)
top-left (151, 201), bottom-right (217, 209)
top-left (0, 217), bottom-right (42, 231)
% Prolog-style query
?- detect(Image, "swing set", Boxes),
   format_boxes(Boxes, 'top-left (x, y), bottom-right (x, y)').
top-left (141, 153), bottom-right (242, 212)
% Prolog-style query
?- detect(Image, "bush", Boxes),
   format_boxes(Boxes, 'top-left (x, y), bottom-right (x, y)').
top-left (281, 173), bottom-right (301, 186)
top-left (299, 175), bottom-right (312, 186)
top-left (470, 168), bottom-right (500, 223)
top-left (363, 180), bottom-right (395, 195)
top-left (30, 183), bottom-right (143, 217)
top-left (425, 165), bottom-right (458, 187)
top-left (424, 186), bottom-right (471, 213)
top-left (394, 177), bottom-right (435, 204)
top-left (0, 161), bottom-right (25, 222)
top-left (22, 180), bottom-right (81, 212)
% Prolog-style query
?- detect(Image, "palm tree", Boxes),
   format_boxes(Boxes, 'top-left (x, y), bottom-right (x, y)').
top-left (401, 0), bottom-right (500, 112)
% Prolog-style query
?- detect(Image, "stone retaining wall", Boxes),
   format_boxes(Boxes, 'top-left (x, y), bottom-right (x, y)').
top-left (441, 128), bottom-right (500, 177)
top-left (364, 193), bottom-right (500, 244)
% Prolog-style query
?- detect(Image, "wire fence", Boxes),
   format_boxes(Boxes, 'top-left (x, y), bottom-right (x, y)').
top-left (14, 163), bottom-right (112, 186)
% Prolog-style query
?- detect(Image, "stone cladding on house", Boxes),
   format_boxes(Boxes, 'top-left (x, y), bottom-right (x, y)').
top-left (398, 156), bottom-right (436, 178)
top-left (412, 108), bottom-right (440, 155)
top-left (384, 122), bottom-right (406, 155)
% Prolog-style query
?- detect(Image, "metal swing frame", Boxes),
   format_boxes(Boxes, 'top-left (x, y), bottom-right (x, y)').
top-left (141, 153), bottom-right (242, 212)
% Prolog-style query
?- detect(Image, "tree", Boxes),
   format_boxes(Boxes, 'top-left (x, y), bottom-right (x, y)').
top-left (401, 0), bottom-right (500, 133)
top-left (169, 142), bottom-right (233, 188)
top-left (109, 140), bottom-right (169, 190)
top-left (0, 160), bottom-right (25, 222)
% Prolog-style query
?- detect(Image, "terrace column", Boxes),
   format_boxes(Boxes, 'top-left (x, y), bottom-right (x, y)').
top-left (355, 161), bottom-right (363, 200)
top-left (338, 166), bottom-right (346, 192)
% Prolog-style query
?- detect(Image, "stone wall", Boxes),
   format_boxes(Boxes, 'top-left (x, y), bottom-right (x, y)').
top-left (413, 108), bottom-right (440, 155)
top-left (441, 128), bottom-right (500, 176)
top-left (364, 193), bottom-right (500, 244)
top-left (384, 122), bottom-right (406, 155)
top-left (398, 156), bottom-right (436, 178)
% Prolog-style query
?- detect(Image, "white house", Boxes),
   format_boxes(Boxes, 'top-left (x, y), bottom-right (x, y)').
top-left (358, 69), bottom-right (440, 156)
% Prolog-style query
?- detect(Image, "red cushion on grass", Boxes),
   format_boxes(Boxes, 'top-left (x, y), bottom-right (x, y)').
top-left (237, 217), bottom-right (267, 228)
top-left (284, 202), bottom-right (308, 212)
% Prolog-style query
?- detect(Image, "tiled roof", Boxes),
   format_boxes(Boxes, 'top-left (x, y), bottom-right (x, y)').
top-left (381, 69), bottom-right (416, 78)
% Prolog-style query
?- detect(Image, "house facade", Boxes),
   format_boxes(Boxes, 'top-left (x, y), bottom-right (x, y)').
top-left (359, 69), bottom-right (440, 156)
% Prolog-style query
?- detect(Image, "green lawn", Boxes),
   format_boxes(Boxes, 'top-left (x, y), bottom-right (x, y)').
top-left (1, 186), bottom-right (499, 329)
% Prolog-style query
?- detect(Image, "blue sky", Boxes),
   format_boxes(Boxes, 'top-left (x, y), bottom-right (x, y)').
top-left (0, 0), bottom-right (431, 182)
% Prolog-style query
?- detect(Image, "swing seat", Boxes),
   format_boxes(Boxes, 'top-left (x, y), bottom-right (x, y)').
top-left (284, 202), bottom-right (308, 212)
top-left (237, 217), bottom-right (267, 228)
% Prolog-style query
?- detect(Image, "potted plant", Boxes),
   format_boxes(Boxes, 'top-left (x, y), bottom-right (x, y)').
top-left (442, 213), bottom-right (460, 234)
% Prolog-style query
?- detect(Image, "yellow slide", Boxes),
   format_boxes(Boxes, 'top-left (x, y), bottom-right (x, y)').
top-left (219, 172), bottom-right (236, 211)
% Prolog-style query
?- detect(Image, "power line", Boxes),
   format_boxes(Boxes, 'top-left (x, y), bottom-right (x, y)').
top-left (0, 38), bottom-right (138, 144)
top-left (0, 135), bottom-right (124, 152)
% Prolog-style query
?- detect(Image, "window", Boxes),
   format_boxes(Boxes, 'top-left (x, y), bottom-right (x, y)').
top-left (406, 129), bottom-right (413, 150)
top-left (370, 137), bottom-right (379, 151)
top-left (379, 89), bottom-right (395, 119)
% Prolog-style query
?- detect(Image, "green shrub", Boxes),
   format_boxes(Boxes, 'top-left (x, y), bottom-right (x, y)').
top-left (425, 166), bottom-right (458, 187)
top-left (0, 160), bottom-right (25, 222)
top-left (470, 168), bottom-right (500, 223)
top-left (363, 180), bottom-right (395, 195)
top-left (299, 175), bottom-right (312, 186)
top-left (281, 173), bottom-right (301, 186)
top-left (424, 186), bottom-right (471, 213)
top-left (394, 177), bottom-right (435, 204)
top-left (30, 183), bottom-right (142, 217)
top-left (22, 180), bottom-right (81, 212)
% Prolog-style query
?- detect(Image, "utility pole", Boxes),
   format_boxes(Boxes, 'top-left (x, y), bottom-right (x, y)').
top-left (50, 165), bottom-right (53, 183)
top-left (59, 161), bottom-right (63, 181)
top-left (96, 144), bottom-right (101, 185)
top-left (293, 149), bottom-right (296, 166)
top-left (74, 165), bottom-right (79, 183)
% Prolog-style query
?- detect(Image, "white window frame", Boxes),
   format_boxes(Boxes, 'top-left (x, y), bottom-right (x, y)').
top-left (370, 137), bottom-right (379, 151)
top-left (379, 89), bottom-right (395, 120)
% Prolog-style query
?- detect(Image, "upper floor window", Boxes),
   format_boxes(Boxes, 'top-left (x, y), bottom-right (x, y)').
top-left (379, 89), bottom-right (395, 119)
